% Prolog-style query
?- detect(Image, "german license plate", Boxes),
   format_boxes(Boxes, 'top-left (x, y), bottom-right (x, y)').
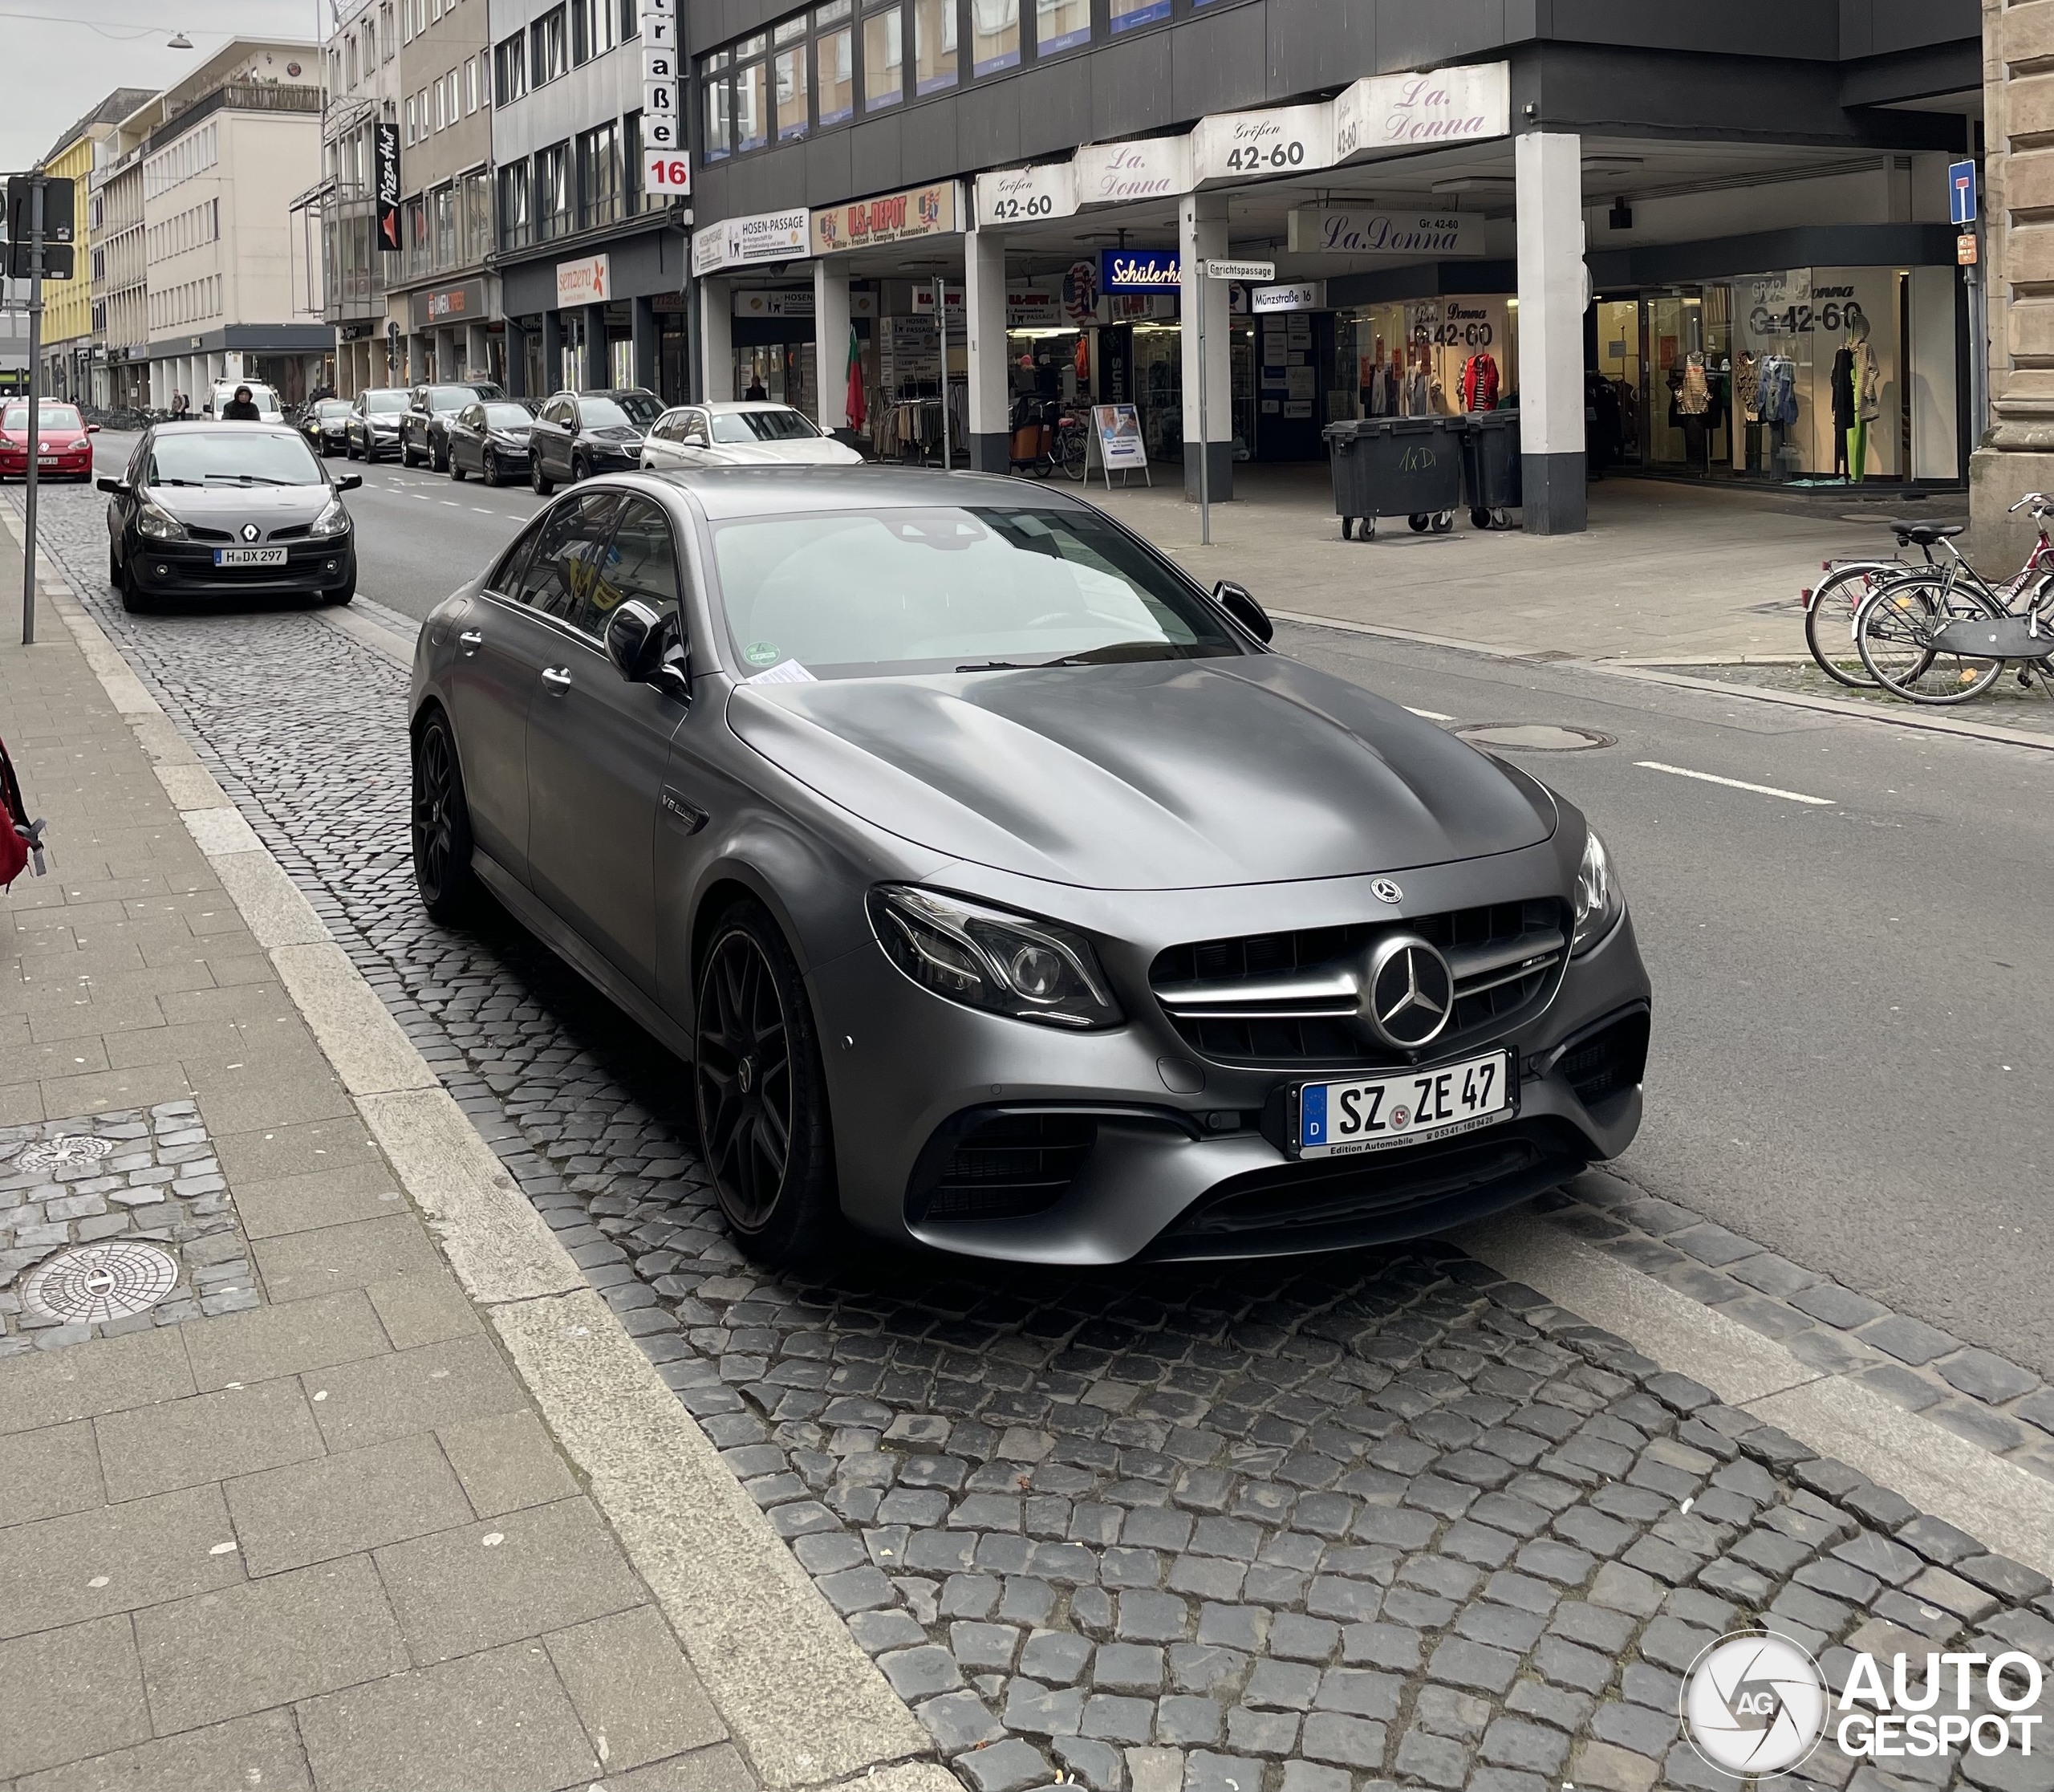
top-left (213, 547), bottom-right (286, 567)
top-left (1295, 1049), bottom-right (1513, 1159)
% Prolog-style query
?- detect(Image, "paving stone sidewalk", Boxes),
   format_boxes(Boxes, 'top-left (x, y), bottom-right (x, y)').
top-left (0, 525), bottom-right (749, 1791)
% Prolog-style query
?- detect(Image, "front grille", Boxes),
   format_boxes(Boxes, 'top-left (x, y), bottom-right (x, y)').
top-left (269, 522), bottom-right (312, 541)
top-left (1150, 899), bottom-right (1566, 1069)
top-left (1554, 1007), bottom-right (1650, 1107)
top-left (185, 524), bottom-right (233, 542)
top-left (919, 1113), bottom-right (1096, 1222)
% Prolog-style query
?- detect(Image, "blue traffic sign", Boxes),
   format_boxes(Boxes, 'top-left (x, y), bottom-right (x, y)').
top-left (1950, 159), bottom-right (1978, 226)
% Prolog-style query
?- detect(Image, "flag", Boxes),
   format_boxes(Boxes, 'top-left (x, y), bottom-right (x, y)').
top-left (844, 324), bottom-right (866, 435)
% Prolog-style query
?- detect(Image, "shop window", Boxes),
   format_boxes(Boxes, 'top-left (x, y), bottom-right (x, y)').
top-left (772, 20), bottom-right (810, 140)
top-left (815, 2), bottom-right (854, 124)
top-left (536, 141), bottom-right (572, 240)
top-left (735, 38), bottom-right (769, 151)
top-left (623, 112), bottom-right (644, 212)
top-left (1110, 0), bottom-right (1169, 30)
top-left (498, 160), bottom-right (531, 249)
top-left (701, 51), bottom-right (732, 161)
top-left (1036, 0), bottom-right (1087, 55)
top-left (971, 0), bottom-right (1017, 75)
top-left (494, 33), bottom-right (527, 104)
top-left (461, 169), bottom-right (492, 262)
top-left (530, 6), bottom-right (568, 87)
top-left (578, 121), bottom-right (620, 229)
top-left (912, 0), bottom-right (956, 92)
top-left (863, 1), bottom-right (901, 108)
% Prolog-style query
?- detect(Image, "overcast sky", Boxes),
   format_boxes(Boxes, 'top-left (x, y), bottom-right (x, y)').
top-left (0, 0), bottom-right (321, 174)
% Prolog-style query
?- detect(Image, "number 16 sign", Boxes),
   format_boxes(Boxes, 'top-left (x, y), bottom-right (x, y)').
top-left (640, 0), bottom-right (690, 196)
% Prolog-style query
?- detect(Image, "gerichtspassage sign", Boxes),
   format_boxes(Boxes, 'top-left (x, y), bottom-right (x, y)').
top-left (1682, 1631), bottom-right (2045, 1778)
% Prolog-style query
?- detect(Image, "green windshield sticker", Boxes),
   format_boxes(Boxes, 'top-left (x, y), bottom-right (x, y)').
top-left (745, 640), bottom-right (782, 666)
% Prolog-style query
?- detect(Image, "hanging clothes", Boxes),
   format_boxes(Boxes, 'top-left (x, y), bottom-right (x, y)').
top-left (1830, 346), bottom-right (1856, 429)
top-left (1735, 351), bottom-right (1760, 424)
top-left (1855, 338), bottom-right (1880, 421)
top-left (1459, 352), bottom-right (1499, 412)
top-left (1678, 355), bottom-right (1710, 417)
top-left (1756, 356), bottom-right (1798, 428)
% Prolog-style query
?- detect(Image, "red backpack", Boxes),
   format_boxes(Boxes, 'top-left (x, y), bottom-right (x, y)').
top-left (0, 737), bottom-right (46, 889)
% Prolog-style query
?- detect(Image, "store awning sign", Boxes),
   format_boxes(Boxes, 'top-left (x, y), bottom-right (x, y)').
top-left (1192, 104), bottom-right (1334, 186)
top-left (1287, 207), bottom-right (1485, 257)
top-left (810, 181), bottom-right (961, 254)
top-left (1007, 290), bottom-right (1062, 327)
top-left (555, 254), bottom-right (611, 307)
top-left (975, 162), bottom-right (1078, 227)
top-left (733, 288), bottom-right (814, 317)
top-left (695, 209), bottom-right (813, 274)
top-left (1333, 63), bottom-right (1510, 162)
top-left (1102, 249), bottom-right (1181, 292)
top-left (1074, 136), bottom-right (1193, 206)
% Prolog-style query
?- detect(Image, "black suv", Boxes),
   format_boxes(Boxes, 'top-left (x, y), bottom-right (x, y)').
top-left (400, 381), bottom-right (506, 471)
top-left (526, 388), bottom-right (663, 494)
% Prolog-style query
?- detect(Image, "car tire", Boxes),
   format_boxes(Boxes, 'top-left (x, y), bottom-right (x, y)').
top-left (483, 449), bottom-right (500, 486)
top-left (410, 708), bottom-right (478, 922)
top-left (449, 456), bottom-right (466, 482)
top-left (108, 546), bottom-right (120, 583)
top-left (320, 579), bottom-right (355, 606)
top-left (571, 453), bottom-right (590, 483)
top-left (432, 441), bottom-right (449, 472)
top-left (695, 900), bottom-right (839, 1266)
top-left (346, 437), bottom-right (359, 461)
top-left (531, 457), bottom-right (553, 495)
top-left (119, 559), bottom-right (151, 613)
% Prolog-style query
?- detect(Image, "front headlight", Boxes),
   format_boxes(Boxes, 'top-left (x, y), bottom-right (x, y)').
top-left (136, 500), bottom-right (188, 541)
top-left (868, 885), bottom-right (1123, 1030)
top-left (1571, 827), bottom-right (1625, 954)
top-left (308, 494), bottom-right (349, 538)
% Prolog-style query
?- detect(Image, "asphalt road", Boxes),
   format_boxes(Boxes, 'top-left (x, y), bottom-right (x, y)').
top-left (66, 431), bottom-right (2054, 1374)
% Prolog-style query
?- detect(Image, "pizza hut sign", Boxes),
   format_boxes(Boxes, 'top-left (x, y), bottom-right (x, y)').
top-left (811, 181), bottom-right (960, 254)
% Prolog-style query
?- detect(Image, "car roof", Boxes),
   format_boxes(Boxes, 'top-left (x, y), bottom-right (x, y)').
top-left (704, 400), bottom-right (803, 414)
top-left (629, 465), bottom-right (1092, 522)
top-left (148, 421), bottom-right (305, 440)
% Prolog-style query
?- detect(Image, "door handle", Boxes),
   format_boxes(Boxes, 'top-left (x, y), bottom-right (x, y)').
top-left (457, 628), bottom-right (482, 655)
top-left (541, 666), bottom-right (573, 691)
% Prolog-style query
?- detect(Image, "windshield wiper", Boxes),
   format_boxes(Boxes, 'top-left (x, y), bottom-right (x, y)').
top-left (149, 477), bottom-right (202, 486)
top-left (956, 641), bottom-right (1175, 673)
top-left (202, 473), bottom-right (295, 485)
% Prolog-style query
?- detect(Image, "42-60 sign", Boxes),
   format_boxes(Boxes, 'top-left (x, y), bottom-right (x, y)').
top-left (1221, 138), bottom-right (1309, 173)
top-left (986, 192), bottom-right (1057, 220)
top-left (1749, 299), bottom-right (1865, 335)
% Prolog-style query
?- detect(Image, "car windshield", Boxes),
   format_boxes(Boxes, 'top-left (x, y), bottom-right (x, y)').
top-left (364, 391), bottom-right (408, 413)
top-left (426, 386), bottom-right (478, 409)
top-left (146, 431), bottom-right (327, 488)
top-left (577, 397), bottom-right (639, 429)
top-left (218, 387), bottom-right (278, 410)
top-left (713, 408), bottom-right (819, 444)
top-left (482, 403), bottom-right (534, 428)
top-left (2, 404), bottom-right (81, 429)
top-left (315, 400), bottom-right (351, 417)
top-left (615, 392), bottom-right (664, 425)
top-left (710, 505), bottom-right (1244, 681)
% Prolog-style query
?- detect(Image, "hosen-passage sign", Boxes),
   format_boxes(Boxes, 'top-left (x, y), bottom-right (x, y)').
top-left (639, 0), bottom-right (688, 196)
top-left (811, 182), bottom-right (960, 254)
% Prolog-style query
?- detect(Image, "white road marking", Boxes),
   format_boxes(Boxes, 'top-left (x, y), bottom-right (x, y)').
top-left (440, 499), bottom-right (458, 506)
top-left (1405, 706), bottom-right (1455, 721)
top-left (471, 506), bottom-right (493, 514)
top-left (1634, 761), bottom-right (1835, 805)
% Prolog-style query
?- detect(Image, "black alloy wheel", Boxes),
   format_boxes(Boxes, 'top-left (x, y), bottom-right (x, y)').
top-left (531, 454), bottom-right (553, 495)
top-left (483, 449), bottom-right (500, 486)
top-left (410, 709), bottom-right (477, 920)
top-left (118, 555), bottom-right (151, 613)
top-left (571, 453), bottom-right (590, 483)
top-left (432, 437), bottom-right (449, 472)
top-left (346, 434), bottom-right (360, 461)
top-left (449, 452), bottom-right (466, 482)
top-left (693, 904), bottom-right (837, 1263)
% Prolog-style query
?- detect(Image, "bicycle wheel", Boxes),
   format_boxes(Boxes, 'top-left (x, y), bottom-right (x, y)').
top-left (1804, 562), bottom-right (1896, 689)
top-left (1855, 578), bottom-right (2008, 705)
top-left (1053, 423), bottom-right (1087, 482)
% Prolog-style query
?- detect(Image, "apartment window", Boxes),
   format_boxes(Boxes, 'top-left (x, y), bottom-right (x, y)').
top-left (449, 70), bottom-right (462, 121)
top-left (570, 0), bottom-right (618, 64)
top-left (494, 34), bottom-right (527, 104)
top-left (434, 79), bottom-right (447, 132)
top-left (364, 20), bottom-right (377, 66)
top-left (971, 0), bottom-right (1017, 73)
top-left (461, 167), bottom-right (492, 260)
top-left (814, 2), bottom-right (854, 124)
top-left (623, 110), bottom-right (643, 212)
top-left (347, 38), bottom-right (359, 87)
top-left (912, 0), bottom-right (956, 92)
top-left (1110, 0), bottom-right (1168, 26)
top-left (405, 95), bottom-right (418, 144)
top-left (773, 18), bottom-right (808, 140)
top-left (465, 55), bottom-right (477, 112)
top-left (477, 50), bottom-right (492, 107)
top-left (530, 6), bottom-right (568, 86)
top-left (700, 51), bottom-right (731, 161)
top-left (1037, 0), bottom-right (1087, 54)
top-left (404, 195), bottom-right (429, 278)
top-left (578, 121), bottom-right (619, 228)
top-left (498, 158), bottom-right (531, 248)
top-left (536, 140), bottom-right (571, 239)
top-left (620, 0), bottom-right (639, 40)
top-left (432, 183), bottom-right (457, 267)
top-left (382, 1), bottom-right (396, 58)
top-left (862, 1), bottom-right (900, 110)
top-left (732, 35), bottom-right (769, 151)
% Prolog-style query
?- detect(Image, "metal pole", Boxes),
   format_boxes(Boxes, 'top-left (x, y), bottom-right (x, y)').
top-left (1967, 224), bottom-right (1988, 454)
top-left (934, 275), bottom-right (950, 469)
top-left (1195, 272), bottom-right (1211, 547)
top-left (22, 177), bottom-right (45, 647)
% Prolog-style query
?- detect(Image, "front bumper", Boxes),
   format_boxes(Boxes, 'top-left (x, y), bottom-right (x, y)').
top-left (806, 864), bottom-right (1650, 1265)
top-left (124, 535), bottom-right (355, 600)
top-left (1, 446), bottom-right (94, 478)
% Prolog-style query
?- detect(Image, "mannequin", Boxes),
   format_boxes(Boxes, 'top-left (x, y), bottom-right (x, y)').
top-left (1849, 314), bottom-right (1877, 483)
top-left (1830, 336), bottom-right (1855, 477)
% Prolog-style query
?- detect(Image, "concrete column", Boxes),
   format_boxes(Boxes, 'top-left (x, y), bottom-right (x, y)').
top-left (505, 322), bottom-right (529, 397)
top-left (586, 303), bottom-right (610, 389)
top-left (1515, 129), bottom-right (1588, 534)
top-left (1179, 193), bottom-right (1232, 502)
top-left (542, 311), bottom-right (563, 394)
top-left (698, 277), bottom-right (732, 402)
top-left (814, 258), bottom-right (852, 432)
top-left (964, 227), bottom-right (1009, 471)
top-left (631, 295), bottom-right (657, 392)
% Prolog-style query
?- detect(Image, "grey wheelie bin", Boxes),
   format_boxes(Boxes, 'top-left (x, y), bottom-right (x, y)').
top-left (1323, 416), bottom-right (1464, 540)
top-left (1460, 410), bottom-right (1523, 530)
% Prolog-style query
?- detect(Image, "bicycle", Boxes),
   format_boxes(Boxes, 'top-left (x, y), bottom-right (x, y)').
top-left (1851, 494), bottom-right (2054, 704)
top-left (1802, 526), bottom-right (1958, 688)
top-left (1051, 409), bottom-right (1089, 482)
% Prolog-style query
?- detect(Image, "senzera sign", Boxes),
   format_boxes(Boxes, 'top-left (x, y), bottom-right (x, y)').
top-left (1286, 207), bottom-right (1486, 257)
top-left (1192, 104), bottom-right (1334, 185)
top-left (975, 162), bottom-right (1078, 226)
top-left (811, 182), bottom-right (960, 254)
top-left (1074, 136), bottom-right (1192, 206)
top-left (555, 254), bottom-right (610, 307)
top-left (1332, 63), bottom-right (1510, 161)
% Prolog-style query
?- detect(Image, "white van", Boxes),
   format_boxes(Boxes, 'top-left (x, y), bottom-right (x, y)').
top-left (204, 382), bottom-right (285, 424)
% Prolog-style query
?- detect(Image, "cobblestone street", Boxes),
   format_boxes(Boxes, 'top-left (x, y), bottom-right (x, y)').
top-left (8, 478), bottom-right (2054, 1792)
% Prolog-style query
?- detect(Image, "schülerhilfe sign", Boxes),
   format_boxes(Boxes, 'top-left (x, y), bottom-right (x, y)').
top-left (1332, 63), bottom-right (1510, 161)
top-left (975, 162), bottom-right (1078, 227)
top-left (1192, 104), bottom-right (1335, 186)
top-left (1074, 136), bottom-right (1193, 207)
top-left (638, 0), bottom-right (689, 196)
top-left (1286, 207), bottom-right (1486, 257)
top-left (1101, 248), bottom-right (1180, 293)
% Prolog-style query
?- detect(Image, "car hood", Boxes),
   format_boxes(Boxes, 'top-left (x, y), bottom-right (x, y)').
top-left (707, 438), bottom-right (863, 466)
top-left (583, 425), bottom-right (644, 445)
top-left (727, 655), bottom-right (1552, 889)
top-left (144, 483), bottom-right (337, 526)
top-left (15, 430), bottom-right (88, 446)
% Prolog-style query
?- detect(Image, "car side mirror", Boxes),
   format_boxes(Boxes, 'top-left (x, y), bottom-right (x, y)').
top-left (1214, 579), bottom-right (1274, 644)
top-left (603, 599), bottom-right (668, 684)
top-left (336, 473), bottom-right (363, 491)
top-left (96, 476), bottom-right (128, 495)
top-left (86, 423), bottom-right (102, 434)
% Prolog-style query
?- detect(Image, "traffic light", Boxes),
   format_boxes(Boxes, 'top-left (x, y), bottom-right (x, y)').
top-left (4, 174), bottom-right (76, 279)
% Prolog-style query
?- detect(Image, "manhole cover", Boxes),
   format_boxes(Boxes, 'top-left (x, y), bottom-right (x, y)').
top-left (22, 1243), bottom-right (180, 1324)
top-left (1455, 722), bottom-right (1617, 753)
top-left (16, 1134), bottom-right (116, 1175)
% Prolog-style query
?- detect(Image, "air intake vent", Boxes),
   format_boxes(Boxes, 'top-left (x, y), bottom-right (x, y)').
top-left (919, 1113), bottom-right (1096, 1222)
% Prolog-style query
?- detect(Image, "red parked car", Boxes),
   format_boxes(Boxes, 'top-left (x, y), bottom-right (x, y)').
top-left (0, 401), bottom-right (99, 482)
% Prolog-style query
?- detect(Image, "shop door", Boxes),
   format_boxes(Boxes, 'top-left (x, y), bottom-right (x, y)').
top-left (1594, 301), bottom-right (1641, 467)
top-left (1252, 311), bottom-right (1325, 460)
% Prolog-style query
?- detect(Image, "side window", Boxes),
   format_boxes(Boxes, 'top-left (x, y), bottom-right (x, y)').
top-left (513, 493), bottom-right (623, 629)
top-left (684, 412), bottom-right (710, 445)
top-left (591, 497), bottom-right (684, 631)
top-left (546, 397), bottom-right (571, 426)
top-left (488, 512), bottom-right (550, 597)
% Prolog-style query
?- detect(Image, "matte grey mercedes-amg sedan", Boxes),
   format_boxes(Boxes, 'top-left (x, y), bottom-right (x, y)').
top-left (408, 466), bottom-right (1650, 1266)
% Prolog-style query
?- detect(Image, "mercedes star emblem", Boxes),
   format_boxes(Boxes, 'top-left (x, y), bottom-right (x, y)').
top-left (241, 523), bottom-right (261, 542)
top-left (1362, 935), bottom-right (1454, 1050)
top-left (1371, 878), bottom-right (1403, 905)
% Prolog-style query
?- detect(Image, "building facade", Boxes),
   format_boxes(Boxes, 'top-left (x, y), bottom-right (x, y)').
top-left (487, 0), bottom-right (692, 400)
top-left (392, 0), bottom-right (501, 384)
top-left (684, 1), bottom-right (1981, 527)
top-left (90, 100), bottom-right (160, 410)
top-left (39, 89), bottom-right (154, 404)
top-left (319, 0), bottom-right (407, 396)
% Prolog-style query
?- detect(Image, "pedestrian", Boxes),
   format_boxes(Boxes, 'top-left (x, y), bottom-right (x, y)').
top-left (221, 384), bottom-right (262, 421)
top-left (171, 390), bottom-right (189, 420)
top-left (744, 372), bottom-right (768, 400)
